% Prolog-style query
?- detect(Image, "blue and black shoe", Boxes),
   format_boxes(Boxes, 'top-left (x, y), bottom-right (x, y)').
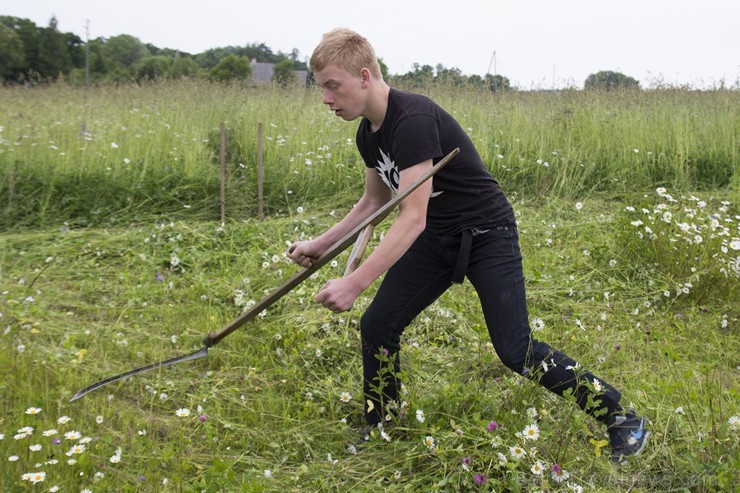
top-left (608, 410), bottom-right (651, 465)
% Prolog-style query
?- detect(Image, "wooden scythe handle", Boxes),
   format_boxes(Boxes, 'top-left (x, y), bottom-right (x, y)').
top-left (203, 147), bottom-right (459, 347)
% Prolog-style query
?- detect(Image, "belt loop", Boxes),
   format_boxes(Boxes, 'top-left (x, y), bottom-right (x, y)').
top-left (452, 229), bottom-right (472, 284)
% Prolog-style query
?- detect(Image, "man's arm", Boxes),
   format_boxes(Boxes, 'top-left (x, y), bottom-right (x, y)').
top-left (288, 167), bottom-right (391, 267)
top-left (315, 159), bottom-right (433, 312)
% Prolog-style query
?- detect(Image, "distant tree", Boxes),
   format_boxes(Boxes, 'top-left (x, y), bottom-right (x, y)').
top-left (435, 64), bottom-right (465, 86)
top-left (37, 17), bottom-right (71, 79)
top-left (64, 32), bottom-right (85, 69)
top-left (87, 39), bottom-right (108, 75)
top-left (584, 70), bottom-right (640, 90)
top-left (272, 59), bottom-right (296, 87)
top-left (397, 63), bottom-right (436, 87)
top-left (0, 24), bottom-right (25, 80)
top-left (171, 56), bottom-right (200, 78)
top-left (103, 34), bottom-right (150, 68)
top-left (0, 17), bottom-right (40, 78)
top-left (486, 74), bottom-right (511, 92)
top-left (134, 55), bottom-right (171, 81)
top-left (210, 54), bottom-right (251, 81)
top-left (377, 57), bottom-right (389, 80)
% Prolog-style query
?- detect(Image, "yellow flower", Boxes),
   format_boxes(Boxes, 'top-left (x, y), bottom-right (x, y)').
top-left (589, 438), bottom-right (608, 457)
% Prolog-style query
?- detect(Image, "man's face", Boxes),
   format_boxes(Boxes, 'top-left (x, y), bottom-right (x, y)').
top-left (313, 64), bottom-right (367, 121)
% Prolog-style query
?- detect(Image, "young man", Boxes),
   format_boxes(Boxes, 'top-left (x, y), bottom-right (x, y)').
top-left (287, 28), bottom-right (649, 464)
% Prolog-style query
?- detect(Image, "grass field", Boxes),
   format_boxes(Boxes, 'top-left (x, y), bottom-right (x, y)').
top-left (0, 82), bottom-right (738, 492)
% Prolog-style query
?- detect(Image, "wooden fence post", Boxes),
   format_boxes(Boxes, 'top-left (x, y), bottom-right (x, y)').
top-left (219, 122), bottom-right (226, 223)
top-left (257, 122), bottom-right (264, 219)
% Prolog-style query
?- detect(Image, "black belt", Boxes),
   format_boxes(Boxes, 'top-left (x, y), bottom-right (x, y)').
top-left (450, 223), bottom-right (511, 284)
top-left (451, 229), bottom-right (473, 284)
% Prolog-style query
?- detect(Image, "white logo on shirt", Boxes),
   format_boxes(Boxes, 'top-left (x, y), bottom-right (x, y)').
top-left (375, 148), bottom-right (443, 198)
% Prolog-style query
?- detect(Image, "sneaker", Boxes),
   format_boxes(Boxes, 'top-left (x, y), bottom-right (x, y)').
top-left (608, 411), bottom-right (651, 465)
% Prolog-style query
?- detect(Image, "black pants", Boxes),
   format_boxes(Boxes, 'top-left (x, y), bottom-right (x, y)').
top-left (360, 221), bottom-right (622, 425)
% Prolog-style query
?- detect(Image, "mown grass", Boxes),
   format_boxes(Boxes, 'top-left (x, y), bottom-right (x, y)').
top-left (0, 83), bottom-right (738, 492)
top-left (1, 192), bottom-right (737, 492)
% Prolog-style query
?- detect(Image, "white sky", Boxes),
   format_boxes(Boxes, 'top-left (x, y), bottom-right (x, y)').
top-left (4, 0), bottom-right (739, 89)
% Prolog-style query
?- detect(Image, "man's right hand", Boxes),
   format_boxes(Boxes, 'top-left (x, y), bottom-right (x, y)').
top-left (287, 240), bottom-right (323, 268)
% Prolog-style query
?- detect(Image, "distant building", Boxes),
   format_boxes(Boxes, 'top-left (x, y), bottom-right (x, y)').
top-left (250, 58), bottom-right (308, 86)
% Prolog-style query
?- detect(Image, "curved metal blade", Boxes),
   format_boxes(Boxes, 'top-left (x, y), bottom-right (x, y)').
top-left (70, 346), bottom-right (209, 402)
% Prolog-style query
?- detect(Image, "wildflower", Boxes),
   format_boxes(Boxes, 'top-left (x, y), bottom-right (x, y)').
top-left (64, 431), bottom-right (81, 440)
top-left (487, 420), bottom-right (500, 432)
top-left (380, 430), bottom-right (391, 442)
top-left (296, 206), bottom-right (304, 213)
top-left (592, 379), bottom-right (603, 392)
top-left (575, 202), bottom-right (583, 211)
top-left (111, 142), bottom-right (119, 148)
top-left (9, 455), bottom-right (19, 461)
top-left (14, 433), bottom-right (28, 440)
top-left (96, 416), bottom-right (104, 424)
top-left (29, 444), bottom-right (42, 451)
top-left (81, 489), bottom-right (92, 493)
top-left (474, 473), bottom-right (488, 485)
top-left (109, 454), bottom-right (121, 464)
top-left (423, 435), bottom-right (435, 449)
top-left (264, 469), bottom-right (272, 478)
top-left (57, 416), bottom-right (71, 424)
top-left (175, 408), bottom-right (190, 417)
top-left (531, 460), bottom-right (544, 475)
top-left (531, 318), bottom-right (545, 331)
top-left (551, 463), bottom-right (570, 483)
top-left (728, 415), bottom-right (740, 431)
top-left (521, 423), bottom-right (540, 441)
top-left (527, 407), bottom-right (538, 419)
top-left (66, 444), bottom-right (85, 455)
top-left (509, 445), bottom-right (526, 459)
top-left (170, 254), bottom-right (180, 267)
top-left (26, 407), bottom-right (42, 415)
top-left (18, 426), bottom-right (34, 434)
top-left (416, 409), bottom-right (425, 423)
top-left (43, 429), bottom-right (57, 437)
top-left (462, 456), bottom-right (472, 471)
top-left (589, 438), bottom-right (608, 457)
top-left (339, 392), bottom-right (352, 403)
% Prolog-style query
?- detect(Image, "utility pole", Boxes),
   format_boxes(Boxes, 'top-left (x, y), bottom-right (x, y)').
top-left (487, 50), bottom-right (498, 92)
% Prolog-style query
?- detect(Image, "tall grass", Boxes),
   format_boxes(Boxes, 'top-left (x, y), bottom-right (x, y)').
top-left (1, 81), bottom-right (737, 229)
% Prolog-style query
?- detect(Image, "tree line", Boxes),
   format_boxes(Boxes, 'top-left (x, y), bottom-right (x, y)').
top-left (0, 16), bottom-right (640, 90)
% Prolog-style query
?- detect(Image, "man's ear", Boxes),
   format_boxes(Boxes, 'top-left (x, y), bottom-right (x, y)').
top-left (360, 67), bottom-right (371, 87)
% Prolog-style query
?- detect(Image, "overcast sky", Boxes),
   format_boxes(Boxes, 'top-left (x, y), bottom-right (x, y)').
top-left (4, 0), bottom-right (739, 89)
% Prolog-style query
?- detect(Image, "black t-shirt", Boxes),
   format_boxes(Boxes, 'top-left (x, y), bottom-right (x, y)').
top-left (356, 88), bottom-right (514, 236)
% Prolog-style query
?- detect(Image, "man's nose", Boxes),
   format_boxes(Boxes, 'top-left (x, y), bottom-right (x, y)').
top-left (322, 90), bottom-right (333, 105)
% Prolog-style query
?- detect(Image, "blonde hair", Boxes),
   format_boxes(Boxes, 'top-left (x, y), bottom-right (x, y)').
top-left (310, 28), bottom-right (382, 79)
